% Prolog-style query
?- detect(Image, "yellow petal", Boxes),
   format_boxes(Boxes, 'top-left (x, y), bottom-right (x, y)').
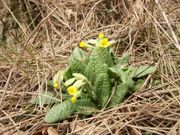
top-left (79, 41), bottom-right (87, 48)
top-left (53, 82), bottom-right (59, 89)
top-left (100, 38), bottom-right (110, 48)
top-left (67, 86), bottom-right (78, 95)
top-left (71, 96), bottom-right (77, 103)
top-left (99, 32), bottom-right (104, 39)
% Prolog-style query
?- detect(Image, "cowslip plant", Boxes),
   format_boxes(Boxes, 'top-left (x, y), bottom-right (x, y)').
top-left (30, 33), bottom-right (156, 123)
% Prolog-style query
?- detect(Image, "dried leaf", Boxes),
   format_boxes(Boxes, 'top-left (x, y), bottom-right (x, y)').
top-left (47, 127), bottom-right (59, 135)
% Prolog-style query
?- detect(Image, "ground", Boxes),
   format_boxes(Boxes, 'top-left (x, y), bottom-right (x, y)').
top-left (0, 0), bottom-right (180, 135)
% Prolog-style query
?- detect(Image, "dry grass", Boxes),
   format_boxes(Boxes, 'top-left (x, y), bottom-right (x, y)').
top-left (0, 0), bottom-right (180, 134)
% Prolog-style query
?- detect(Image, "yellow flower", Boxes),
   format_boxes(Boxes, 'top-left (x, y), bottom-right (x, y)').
top-left (53, 82), bottom-right (59, 89)
top-left (100, 38), bottom-right (110, 48)
top-left (67, 86), bottom-right (78, 96)
top-left (79, 41), bottom-right (88, 48)
top-left (71, 96), bottom-right (77, 103)
top-left (99, 32), bottom-right (104, 39)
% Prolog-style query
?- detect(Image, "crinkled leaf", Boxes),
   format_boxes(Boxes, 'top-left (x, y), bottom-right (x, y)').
top-left (68, 57), bottom-right (86, 74)
top-left (118, 53), bottom-right (130, 65)
top-left (81, 85), bottom-right (97, 100)
top-left (133, 65), bottom-right (156, 78)
top-left (85, 60), bottom-right (98, 84)
top-left (95, 73), bottom-right (111, 108)
top-left (30, 91), bottom-right (58, 105)
top-left (109, 83), bottom-right (129, 107)
top-left (89, 47), bottom-right (114, 66)
top-left (68, 48), bottom-right (89, 75)
top-left (64, 67), bottom-right (73, 80)
top-left (109, 66), bottom-right (134, 88)
top-left (75, 99), bottom-right (98, 115)
top-left (44, 100), bottom-right (75, 123)
top-left (108, 64), bottom-right (125, 79)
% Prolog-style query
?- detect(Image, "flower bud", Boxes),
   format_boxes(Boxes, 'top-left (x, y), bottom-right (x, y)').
top-left (73, 80), bottom-right (85, 89)
top-left (53, 70), bottom-right (65, 89)
top-left (99, 32), bottom-right (104, 39)
top-left (64, 78), bottom-right (76, 87)
top-left (72, 73), bottom-right (88, 81)
top-left (109, 40), bottom-right (116, 46)
top-left (87, 39), bottom-right (96, 45)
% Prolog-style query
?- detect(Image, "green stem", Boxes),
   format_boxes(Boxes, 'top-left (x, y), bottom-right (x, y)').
top-left (85, 81), bottom-right (97, 100)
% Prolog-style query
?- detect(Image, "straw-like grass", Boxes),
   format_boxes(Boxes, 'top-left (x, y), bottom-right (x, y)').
top-left (0, 0), bottom-right (180, 134)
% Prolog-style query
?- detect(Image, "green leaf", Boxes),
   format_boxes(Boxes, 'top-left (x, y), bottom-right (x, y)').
top-left (75, 99), bottom-right (98, 115)
top-left (68, 48), bottom-right (89, 75)
top-left (85, 61), bottom-right (108, 85)
top-left (72, 47), bottom-right (88, 61)
top-left (109, 64), bottom-right (126, 74)
top-left (95, 73), bottom-right (111, 108)
top-left (61, 93), bottom-right (71, 100)
top-left (131, 79), bottom-right (144, 92)
top-left (30, 91), bottom-right (58, 105)
top-left (118, 53), bottom-right (130, 65)
top-left (109, 66), bottom-right (134, 88)
top-left (47, 80), bottom-right (53, 87)
top-left (64, 67), bottom-right (73, 80)
top-left (109, 83), bottom-right (129, 107)
top-left (108, 64), bottom-right (125, 79)
top-left (89, 47), bottom-right (114, 66)
top-left (126, 66), bottom-right (138, 77)
top-left (133, 65), bottom-right (156, 78)
top-left (44, 100), bottom-right (75, 123)
top-left (68, 57), bottom-right (86, 74)
top-left (84, 60), bottom-right (98, 84)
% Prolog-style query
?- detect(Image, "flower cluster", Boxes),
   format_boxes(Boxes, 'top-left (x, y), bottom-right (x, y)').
top-left (67, 86), bottom-right (79, 103)
top-left (66, 79), bottom-right (85, 103)
top-left (53, 72), bottom-right (87, 103)
top-left (100, 38), bottom-right (109, 48)
top-left (79, 32), bottom-right (115, 48)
